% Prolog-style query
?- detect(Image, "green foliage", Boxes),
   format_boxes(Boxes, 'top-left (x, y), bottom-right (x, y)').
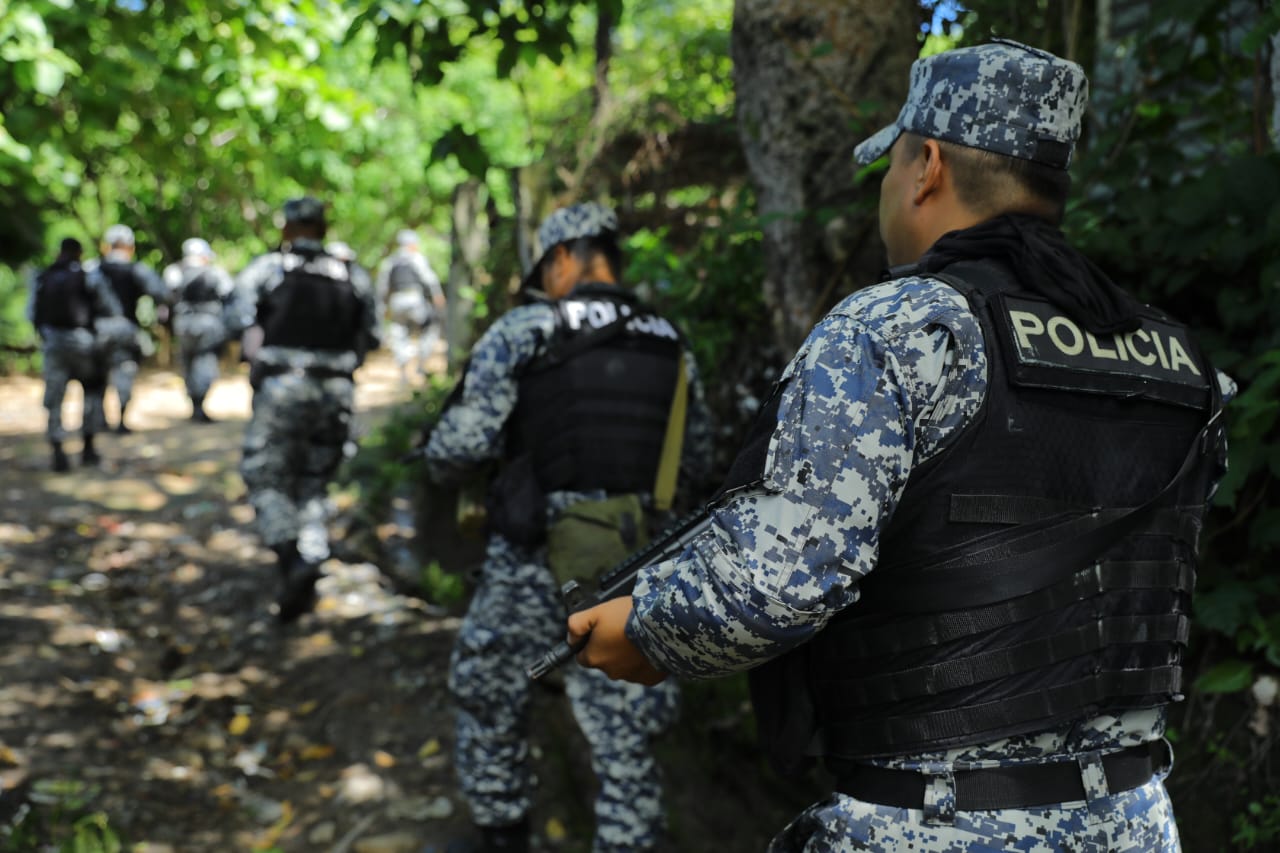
top-left (1233, 796), bottom-right (1280, 850)
top-left (1, 779), bottom-right (123, 852)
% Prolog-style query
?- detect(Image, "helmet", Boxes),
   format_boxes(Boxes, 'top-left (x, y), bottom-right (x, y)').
top-left (103, 224), bottom-right (136, 247)
top-left (283, 196), bottom-right (326, 226)
top-left (395, 229), bottom-right (419, 248)
top-left (182, 238), bottom-right (213, 260)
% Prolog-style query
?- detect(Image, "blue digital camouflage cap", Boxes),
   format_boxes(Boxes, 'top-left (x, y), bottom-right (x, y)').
top-left (854, 39), bottom-right (1088, 169)
top-left (522, 201), bottom-right (619, 289)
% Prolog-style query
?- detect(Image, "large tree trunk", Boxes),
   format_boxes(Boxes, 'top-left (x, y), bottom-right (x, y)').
top-left (446, 179), bottom-right (489, 371)
top-left (732, 0), bottom-right (917, 352)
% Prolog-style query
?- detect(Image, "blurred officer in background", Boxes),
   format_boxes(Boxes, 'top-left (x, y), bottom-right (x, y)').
top-left (234, 197), bottom-right (380, 622)
top-left (375, 228), bottom-right (445, 382)
top-left (87, 224), bottom-right (170, 433)
top-left (163, 237), bottom-right (240, 423)
top-left (29, 237), bottom-right (123, 471)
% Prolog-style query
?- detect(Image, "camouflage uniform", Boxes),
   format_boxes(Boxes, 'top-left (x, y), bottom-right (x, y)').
top-left (234, 238), bottom-right (379, 563)
top-left (86, 237), bottom-right (169, 426)
top-left (28, 260), bottom-right (123, 442)
top-left (619, 42), bottom-right (1234, 852)
top-left (163, 239), bottom-right (240, 413)
top-left (375, 235), bottom-right (445, 380)
top-left (426, 257), bottom-right (713, 850)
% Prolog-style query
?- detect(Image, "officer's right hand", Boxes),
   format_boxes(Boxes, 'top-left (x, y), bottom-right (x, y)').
top-left (568, 598), bottom-right (668, 686)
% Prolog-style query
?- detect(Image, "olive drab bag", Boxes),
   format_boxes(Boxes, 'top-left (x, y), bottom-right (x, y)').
top-left (545, 353), bottom-right (689, 586)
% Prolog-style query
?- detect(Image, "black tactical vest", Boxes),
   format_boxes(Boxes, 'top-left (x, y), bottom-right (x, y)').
top-left (34, 262), bottom-right (93, 330)
top-left (178, 267), bottom-right (220, 306)
top-left (99, 260), bottom-right (143, 322)
top-left (751, 258), bottom-right (1222, 772)
top-left (508, 285), bottom-right (684, 494)
top-left (387, 257), bottom-right (422, 294)
top-left (258, 248), bottom-right (364, 351)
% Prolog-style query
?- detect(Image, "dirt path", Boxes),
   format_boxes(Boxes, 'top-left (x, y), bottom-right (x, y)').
top-left (0, 355), bottom-right (488, 852)
top-left (0, 354), bottom-right (803, 853)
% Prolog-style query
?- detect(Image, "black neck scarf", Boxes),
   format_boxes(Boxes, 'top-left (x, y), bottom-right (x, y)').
top-left (917, 214), bottom-right (1143, 335)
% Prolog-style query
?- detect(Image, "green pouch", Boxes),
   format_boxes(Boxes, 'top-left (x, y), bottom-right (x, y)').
top-left (546, 493), bottom-right (651, 586)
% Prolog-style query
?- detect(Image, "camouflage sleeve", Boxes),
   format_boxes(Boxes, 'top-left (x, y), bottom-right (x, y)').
top-left (230, 254), bottom-right (277, 331)
top-left (416, 255), bottom-right (445, 303)
top-left (625, 278), bottom-right (988, 678)
top-left (423, 305), bottom-right (555, 483)
top-left (135, 262), bottom-right (171, 304)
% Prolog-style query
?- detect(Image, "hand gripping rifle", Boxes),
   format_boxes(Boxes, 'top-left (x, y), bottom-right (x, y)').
top-left (525, 506), bottom-right (714, 680)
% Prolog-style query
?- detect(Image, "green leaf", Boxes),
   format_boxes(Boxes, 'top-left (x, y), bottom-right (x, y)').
top-left (1194, 659), bottom-right (1254, 694)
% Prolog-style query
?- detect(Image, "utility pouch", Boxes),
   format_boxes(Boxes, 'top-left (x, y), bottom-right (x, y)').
top-left (546, 493), bottom-right (650, 586)
top-left (749, 644), bottom-right (820, 780)
top-left (485, 453), bottom-right (548, 548)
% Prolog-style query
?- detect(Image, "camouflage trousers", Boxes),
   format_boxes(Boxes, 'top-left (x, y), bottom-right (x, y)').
top-left (240, 372), bottom-right (352, 561)
top-left (769, 772), bottom-right (1179, 851)
top-left (40, 329), bottom-right (107, 441)
top-left (385, 319), bottom-right (440, 378)
top-left (449, 533), bottom-right (679, 852)
top-left (173, 311), bottom-right (226, 400)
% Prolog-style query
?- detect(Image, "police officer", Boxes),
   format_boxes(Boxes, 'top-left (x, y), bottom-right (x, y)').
top-left (234, 197), bottom-right (380, 622)
top-left (375, 228), bottom-right (445, 381)
top-left (87, 224), bottom-right (170, 433)
top-left (424, 202), bottom-right (713, 853)
top-left (569, 42), bottom-right (1232, 851)
top-left (29, 238), bottom-right (124, 471)
top-left (163, 238), bottom-right (239, 422)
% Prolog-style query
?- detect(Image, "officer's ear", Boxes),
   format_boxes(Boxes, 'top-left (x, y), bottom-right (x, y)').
top-left (912, 138), bottom-right (946, 207)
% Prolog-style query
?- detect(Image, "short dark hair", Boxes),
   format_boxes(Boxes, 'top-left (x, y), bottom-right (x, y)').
top-left (59, 237), bottom-right (83, 258)
top-left (564, 233), bottom-right (623, 281)
top-left (901, 133), bottom-right (1073, 224)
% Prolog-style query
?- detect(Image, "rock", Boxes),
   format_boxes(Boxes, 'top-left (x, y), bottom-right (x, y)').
top-left (353, 832), bottom-right (420, 853)
top-left (337, 763), bottom-right (386, 803)
top-left (309, 821), bottom-right (338, 844)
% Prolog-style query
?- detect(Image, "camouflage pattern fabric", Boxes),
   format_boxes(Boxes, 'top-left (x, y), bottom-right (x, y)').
top-left (86, 254), bottom-right (169, 414)
top-left (623, 276), bottom-right (1236, 849)
top-left (240, 372), bottom-right (353, 560)
top-left (235, 240), bottom-right (379, 561)
top-left (165, 260), bottom-right (238, 400)
top-left (854, 39), bottom-right (1089, 168)
top-left (374, 250), bottom-right (444, 378)
top-left (30, 263), bottom-right (122, 441)
top-left (425, 288), bottom-right (712, 851)
top-left (40, 329), bottom-right (108, 441)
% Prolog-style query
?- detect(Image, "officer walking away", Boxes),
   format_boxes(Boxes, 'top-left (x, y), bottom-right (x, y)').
top-left (163, 238), bottom-right (240, 423)
top-left (234, 197), bottom-right (379, 623)
top-left (88, 224), bottom-right (170, 433)
top-left (375, 228), bottom-right (445, 382)
top-left (568, 41), bottom-right (1233, 852)
top-left (29, 237), bottom-right (124, 471)
top-left (425, 202), bottom-right (713, 853)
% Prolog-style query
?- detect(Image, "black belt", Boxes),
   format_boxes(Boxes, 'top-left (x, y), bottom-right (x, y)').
top-left (835, 743), bottom-right (1157, 810)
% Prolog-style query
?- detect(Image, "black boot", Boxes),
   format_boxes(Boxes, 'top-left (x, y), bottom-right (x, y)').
top-left (191, 395), bottom-right (214, 423)
top-left (115, 403), bottom-right (131, 434)
top-left (446, 820), bottom-right (530, 853)
top-left (274, 543), bottom-right (319, 623)
top-left (51, 441), bottom-right (70, 473)
top-left (81, 434), bottom-right (100, 467)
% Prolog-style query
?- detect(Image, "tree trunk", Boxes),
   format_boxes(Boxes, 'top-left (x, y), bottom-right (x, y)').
top-left (446, 179), bottom-right (489, 371)
top-left (732, 0), bottom-right (917, 352)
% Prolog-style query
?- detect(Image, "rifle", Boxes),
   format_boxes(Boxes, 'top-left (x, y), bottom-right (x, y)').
top-left (525, 505), bottom-right (714, 680)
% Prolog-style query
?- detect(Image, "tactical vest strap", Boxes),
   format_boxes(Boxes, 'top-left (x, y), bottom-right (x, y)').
top-left (824, 667), bottom-right (1183, 758)
top-left (821, 614), bottom-right (1190, 709)
top-left (831, 559), bottom-right (1194, 659)
top-left (866, 396), bottom-right (1221, 614)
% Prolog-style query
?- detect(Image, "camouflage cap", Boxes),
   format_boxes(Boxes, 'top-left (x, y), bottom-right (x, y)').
top-left (522, 201), bottom-right (619, 289)
top-left (854, 39), bottom-right (1088, 169)
top-left (103, 224), bottom-right (136, 247)
top-left (282, 196), bottom-right (326, 226)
